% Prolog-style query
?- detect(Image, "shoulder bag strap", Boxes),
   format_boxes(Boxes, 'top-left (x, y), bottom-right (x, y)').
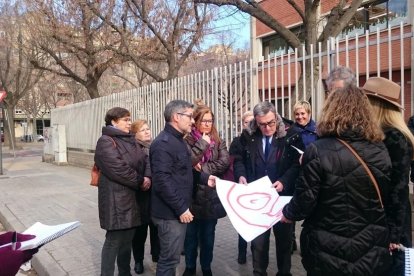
top-left (336, 138), bottom-right (384, 209)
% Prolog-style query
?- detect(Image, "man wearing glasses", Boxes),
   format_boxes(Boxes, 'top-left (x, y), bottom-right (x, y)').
top-left (150, 100), bottom-right (217, 276)
top-left (233, 101), bottom-right (303, 276)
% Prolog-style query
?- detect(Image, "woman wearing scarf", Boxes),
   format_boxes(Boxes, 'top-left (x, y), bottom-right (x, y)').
top-left (182, 100), bottom-right (229, 276)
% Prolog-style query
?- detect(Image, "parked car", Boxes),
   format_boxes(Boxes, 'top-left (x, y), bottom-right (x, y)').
top-left (36, 135), bottom-right (44, 142)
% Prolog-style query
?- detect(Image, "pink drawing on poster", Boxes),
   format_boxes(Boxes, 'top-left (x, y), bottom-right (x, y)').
top-left (226, 183), bottom-right (283, 229)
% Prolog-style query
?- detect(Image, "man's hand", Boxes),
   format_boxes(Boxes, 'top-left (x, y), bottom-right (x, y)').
top-left (141, 177), bottom-right (151, 191)
top-left (207, 175), bottom-right (216, 188)
top-left (272, 180), bottom-right (284, 192)
top-left (179, 209), bottom-right (194, 224)
top-left (280, 215), bottom-right (292, 223)
top-left (238, 176), bottom-right (247, 185)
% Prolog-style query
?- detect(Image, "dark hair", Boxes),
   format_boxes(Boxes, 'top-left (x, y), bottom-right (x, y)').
top-left (164, 100), bottom-right (193, 122)
top-left (104, 107), bottom-right (130, 126)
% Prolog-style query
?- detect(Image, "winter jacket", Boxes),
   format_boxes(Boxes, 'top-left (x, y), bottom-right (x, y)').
top-left (292, 119), bottom-right (317, 149)
top-left (136, 140), bottom-right (152, 225)
top-left (95, 126), bottom-right (149, 231)
top-left (232, 127), bottom-right (303, 195)
top-left (150, 123), bottom-right (210, 220)
top-left (383, 127), bottom-right (412, 245)
top-left (283, 133), bottom-right (392, 275)
top-left (185, 134), bottom-right (229, 219)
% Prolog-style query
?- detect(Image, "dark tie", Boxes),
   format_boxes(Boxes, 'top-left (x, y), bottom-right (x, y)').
top-left (265, 136), bottom-right (270, 160)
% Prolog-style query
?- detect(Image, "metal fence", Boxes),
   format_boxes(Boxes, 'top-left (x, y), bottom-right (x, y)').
top-left (52, 22), bottom-right (413, 152)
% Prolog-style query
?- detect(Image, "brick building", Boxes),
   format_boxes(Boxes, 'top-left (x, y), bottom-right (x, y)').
top-left (250, 0), bottom-right (413, 118)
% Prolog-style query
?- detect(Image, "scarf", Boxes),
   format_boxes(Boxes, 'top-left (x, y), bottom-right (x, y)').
top-left (191, 128), bottom-right (215, 164)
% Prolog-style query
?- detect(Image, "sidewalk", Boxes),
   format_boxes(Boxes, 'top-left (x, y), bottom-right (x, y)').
top-left (0, 152), bottom-right (306, 276)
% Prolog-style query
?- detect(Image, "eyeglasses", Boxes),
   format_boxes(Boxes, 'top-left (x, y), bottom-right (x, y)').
top-left (258, 120), bottom-right (276, 128)
top-left (201, 120), bottom-right (214, 125)
top-left (119, 117), bottom-right (131, 122)
top-left (177, 112), bottom-right (193, 119)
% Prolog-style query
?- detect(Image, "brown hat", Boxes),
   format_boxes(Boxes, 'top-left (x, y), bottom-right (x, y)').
top-left (362, 77), bottom-right (402, 109)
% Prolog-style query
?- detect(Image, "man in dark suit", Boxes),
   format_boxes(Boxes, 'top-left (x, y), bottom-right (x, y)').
top-left (233, 101), bottom-right (303, 276)
top-left (150, 100), bottom-right (216, 276)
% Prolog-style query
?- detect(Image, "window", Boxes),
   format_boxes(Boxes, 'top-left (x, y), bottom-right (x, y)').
top-left (342, 0), bottom-right (408, 36)
top-left (262, 26), bottom-right (304, 59)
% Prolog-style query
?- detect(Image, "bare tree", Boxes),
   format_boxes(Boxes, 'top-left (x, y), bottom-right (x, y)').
top-left (0, 3), bottom-right (43, 148)
top-left (24, 0), bottom-right (127, 99)
top-left (87, 0), bottom-right (214, 82)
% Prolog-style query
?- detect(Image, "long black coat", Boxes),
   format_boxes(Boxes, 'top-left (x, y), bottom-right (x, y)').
top-left (95, 126), bottom-right (149, 230)
top-left (383, 127), bottom-right (412, 245)
top-left (283, 134), bottom-right (392, 275)
top-left (185, 134), bottom-right (229, 219)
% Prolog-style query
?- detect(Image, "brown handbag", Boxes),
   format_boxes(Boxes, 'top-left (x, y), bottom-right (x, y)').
top-left (90, 137), bottom-right (116, 187)
top-left (337, 138), bottom-right (384, 209)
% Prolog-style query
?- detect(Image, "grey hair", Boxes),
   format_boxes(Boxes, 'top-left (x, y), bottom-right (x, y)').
top-left (164, 100), bottom-right (193, 122)
top-left (326, 66), bottom-right (357, 91)
top-left (249, 101), bottom-right (286, 138)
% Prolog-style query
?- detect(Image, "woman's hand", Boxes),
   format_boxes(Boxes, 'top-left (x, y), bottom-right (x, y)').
top-left (141, 177), bottom-right (151, 191)
top-left (193, 163), bottom-right (202, 172)
top-left (281, 215), bottom-right (293, 223)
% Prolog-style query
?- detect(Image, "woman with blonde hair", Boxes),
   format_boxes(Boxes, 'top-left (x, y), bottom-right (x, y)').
top-left (281, 86), bottom-right (392, 275)
top-left (183, 99), bottom-right (229, 276)
top-left (130, 119), bottom-right (159, 274)
top-left (363, 77), bottom-right (414, 275)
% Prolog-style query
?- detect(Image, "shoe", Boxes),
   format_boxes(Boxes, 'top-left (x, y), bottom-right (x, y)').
top-left (202, 269), bottom-right (212, 276)
top-left (134, 261), bottom-right (144, 274)
top-left (182, 267), bottom-right (196, 276)
top-left (152, 255), bottom-right (159, 262)
top-left (237, 253), bottom-right (246, 264)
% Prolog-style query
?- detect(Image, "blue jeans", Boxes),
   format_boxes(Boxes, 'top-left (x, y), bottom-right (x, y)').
top-left (184, 218), bottom-right (218, 270)
top-left (152, 217), bottom-right (187, 276)
top-left (101, 228), bottom-right (136, 276)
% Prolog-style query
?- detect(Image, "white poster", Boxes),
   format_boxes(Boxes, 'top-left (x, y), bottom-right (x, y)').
top-left (216, 176), bottom-right (292, 242)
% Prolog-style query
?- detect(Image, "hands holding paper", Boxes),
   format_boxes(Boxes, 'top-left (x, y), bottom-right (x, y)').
top-left (0, 232), bottom-right (38, 276)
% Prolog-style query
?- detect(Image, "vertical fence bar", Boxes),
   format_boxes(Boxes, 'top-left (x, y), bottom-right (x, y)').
top-left (376, 27), bottom-right (380, 77)
top-left (388, 25), bottom-right (392, 80)
top-left (400, 22), bottom-right (404, 116)
top-left (366, 30), bottom-right (370, 79)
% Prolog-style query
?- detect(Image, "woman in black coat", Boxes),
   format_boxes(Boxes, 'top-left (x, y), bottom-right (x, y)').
top-left (363, 77), bottom-right (414, 275)
top-left (282, 86), bottom-right (392, 276)
top-left (94, 107), bottom-right (150, 276)
top-left (183, 101), bottom-right (229, 276)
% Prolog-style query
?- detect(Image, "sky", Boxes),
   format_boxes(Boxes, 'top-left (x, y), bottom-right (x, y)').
top-left (201, 7), bottom-right (251, 51)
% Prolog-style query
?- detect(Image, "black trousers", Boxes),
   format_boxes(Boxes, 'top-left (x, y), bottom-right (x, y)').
top-left (251, 222), bottom-right (293, 276)
top-left (132, 221), bottom-right (160, 262)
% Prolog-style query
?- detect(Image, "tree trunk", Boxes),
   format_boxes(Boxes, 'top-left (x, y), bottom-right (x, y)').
top-left (86, 80), bottom-right (100, 99)
top-left (3, 105), bottom-right (17, 149)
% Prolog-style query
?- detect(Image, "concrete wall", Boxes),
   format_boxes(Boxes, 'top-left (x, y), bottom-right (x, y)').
top-left (67, 150), bottom-right (94, 169)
